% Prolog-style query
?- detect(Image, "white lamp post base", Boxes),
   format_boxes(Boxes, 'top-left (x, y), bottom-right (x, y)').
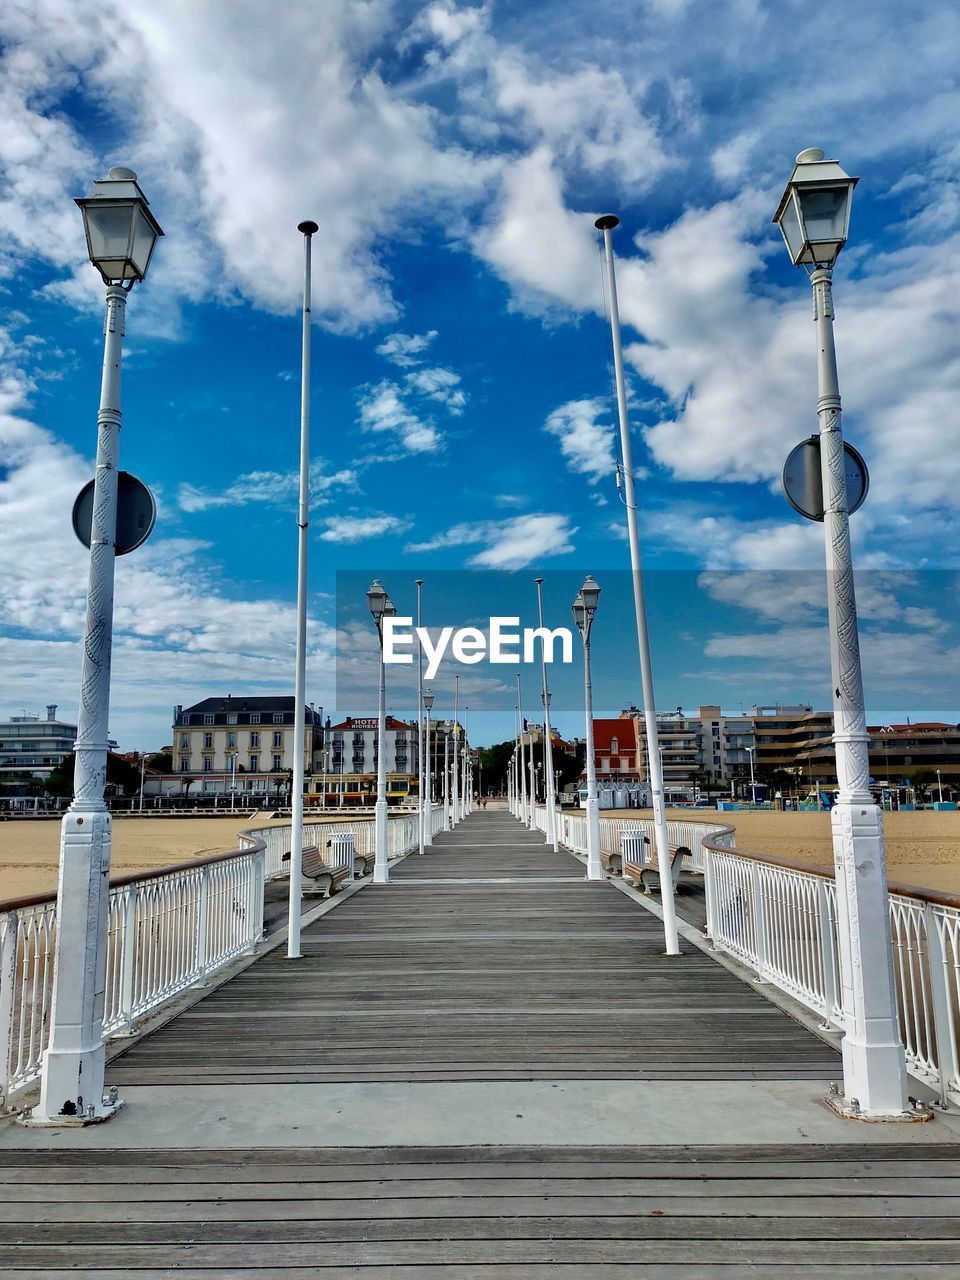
top-left (373, 798), bottom-right (389, 883)
top-left (22, 1098), bottom-right (124, 1128)
top-left (585, 795), bottom-right (603, 881)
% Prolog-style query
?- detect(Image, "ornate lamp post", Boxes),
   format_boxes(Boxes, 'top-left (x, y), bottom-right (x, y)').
top-left (573, 575), bottom-right (603, 880)
top-left (774, 148), bottom-right (907, 1119)
top-left (38, 168), bottom-right (163, 1125)
top-left (423, 687), bottom-right (434, 845)
top-left (366, 580), bottom-right (395, 883)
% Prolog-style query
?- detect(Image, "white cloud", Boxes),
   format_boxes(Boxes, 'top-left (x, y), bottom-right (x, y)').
top-left (317, 514), bottom-right (411, 544)
top-left (472, 146), bottom-right (602, 316)
top-left (406, 513), bottom-right (576, 568)
top-left (177, 463), bottom-right (357, 513)
top-left (358, 380), bottom-right (441, 454)
top-left (0, 391), bottom-right (337, 749)
top-left (0, 0), bottom-right (497, 332)
top-left (544, 397), bottom-right (615, 485)
top-left (404, 365), bottom-right (467, 414)
top-left (491, 52), bottom-right (669, 186)
top-left (376, 330), bottom-right (438, 366)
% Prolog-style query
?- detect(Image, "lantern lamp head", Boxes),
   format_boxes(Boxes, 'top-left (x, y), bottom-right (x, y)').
top-left (580, 574), bottom-right (601, 613)
top-left (75, 167), bottom-right (164, 286)
top-left (773, 148), bottom-right (858, 270)
top-left (366, 579), bottom-right (388, 621)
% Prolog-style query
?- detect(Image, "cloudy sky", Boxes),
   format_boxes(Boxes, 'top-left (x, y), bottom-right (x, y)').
top-left (2, 0), bottom-right (959, 749)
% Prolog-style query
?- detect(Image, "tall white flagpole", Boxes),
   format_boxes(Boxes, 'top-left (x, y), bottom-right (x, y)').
top-left (416, 580), bottom-right (425, 853)
top-left (595, 214), bottom-right (679, 956)
top-left (287, 219), bottom-right (318, 960)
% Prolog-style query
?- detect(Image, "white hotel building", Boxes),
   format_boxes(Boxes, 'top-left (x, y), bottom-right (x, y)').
top-left (169, 696), bottom-right (323, 797)
top-left (314, 715), bottom-right (420, 805)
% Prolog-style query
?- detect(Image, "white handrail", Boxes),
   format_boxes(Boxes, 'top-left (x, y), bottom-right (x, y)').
top-left (540, 804), bottom-right (960, 1107)
top-left (0, 806), bottom-right (438, 1105)
top-left (702, 843), bottom-right (960, 1106)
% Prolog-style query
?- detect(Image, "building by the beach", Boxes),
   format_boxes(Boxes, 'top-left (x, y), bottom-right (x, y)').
top-left (0, 705), bottom-right (78, 785)
top-left (311, 714), bottom-right (420, 806)
top-left (162, 696), bottom-right (324, 800)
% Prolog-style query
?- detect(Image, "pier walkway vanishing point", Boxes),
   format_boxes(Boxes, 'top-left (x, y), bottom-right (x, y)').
top-left (3, 809), bottom-right (960, 1276)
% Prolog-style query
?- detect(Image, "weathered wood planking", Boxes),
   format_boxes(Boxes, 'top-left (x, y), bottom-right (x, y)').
top-left (1, 1145), bottom-right (959, 1273)
top-left (108, 813), bottom-right (838, 1085)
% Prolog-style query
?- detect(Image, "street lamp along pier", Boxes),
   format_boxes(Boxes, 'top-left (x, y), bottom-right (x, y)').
top-left (773, 148), bottom-right (912, 1121)
top-left (35, 168), bottom-right (163, 1126)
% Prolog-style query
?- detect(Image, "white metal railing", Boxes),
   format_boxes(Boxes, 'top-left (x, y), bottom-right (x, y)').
top-left (703, 840), bottom-right (960, 1106)
top-left (0, 841), bottom-right (265, 1105)
top-left (0, 807), bottom-right (446, 1104)
top-left (535, 802), bottom-right (960, 1105)
top-left (101, 849), bottom-right (266, 1039)
top-left (538, 805), bottom-right (735, 872)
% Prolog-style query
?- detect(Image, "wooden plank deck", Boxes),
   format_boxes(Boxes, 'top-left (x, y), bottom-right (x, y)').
top-left (106, 811), bottom-right (838, 1085)
top-left (5, 811), bottom-right (959, 1275)
top-left (2, 1143), bottom-right (960, 1274)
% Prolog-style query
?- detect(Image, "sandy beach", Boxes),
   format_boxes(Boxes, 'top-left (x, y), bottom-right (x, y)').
top-left (0, 813), bottom-right (295, 902)
top-left (1, 806), bottom-right (958, 902)
top-left (661, 807), bottom-right (960, 897)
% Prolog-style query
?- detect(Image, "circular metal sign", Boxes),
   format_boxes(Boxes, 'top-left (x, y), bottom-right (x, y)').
top-left (782, 436), bottom-right (869, 522)
top-left (72, 471), bottom-right (157, 555)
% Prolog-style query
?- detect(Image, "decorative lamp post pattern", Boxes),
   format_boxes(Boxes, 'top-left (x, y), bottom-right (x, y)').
top-left (366, 580), bottom-right (395, 884)
top-left (774, 148), bottom-right (908, 1119)
top-left (517, 672), bottom-right (531, 828)
top-left (38, 168), bottom-right (162, 1125)
top-left (451, 675), bottom-right (460, 828)
top-left (573, 575), bottom-right (603, 880)
top-left (443, 721), bottom-right (450, 830)
top-left (416, 580), bottom-right (425, 855)
top-left (423, 687), bottom-right (434, 843)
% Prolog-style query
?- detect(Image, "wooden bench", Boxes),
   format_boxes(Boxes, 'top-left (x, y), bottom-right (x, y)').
top-left (281, 844), bottom-right (350, 898)
top-left (624, 844), bottom-right (690, 895)
top-left (353, 849), bottom-right (375, 878)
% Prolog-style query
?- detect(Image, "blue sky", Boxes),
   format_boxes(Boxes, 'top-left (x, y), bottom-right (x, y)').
top-left (1, 0), bottom-right (959, 749)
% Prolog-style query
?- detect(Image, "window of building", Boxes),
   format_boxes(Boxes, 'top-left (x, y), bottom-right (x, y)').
top-left (250, 713), bottom-right (261, 724)
top-left (273, 713), bottom-right (284, 724)
top-left (226, 731), bottom-right (236, 749)
top-left (203, 714), bottom-right (214, 725)
top-left (273, 730), bottom-right (283, 748)
top-left (203, 732), bottom-right (213, 748)
top-left (227, 713), bottom-right (237, 725)
top-left (250, 731), bottom-right (260, 748)
top-left (179, 756), bottom-right (189, 771)
top-left (249, 756), bottom-right (259, 772)
top-left (179, 733), bottom-right (189, 749)
top-left (203, 756), bottom-right (212, 772)
top-left (610, 737), bottom-right (618, 753)
top-left (273, 754), bottom-right (282, 771)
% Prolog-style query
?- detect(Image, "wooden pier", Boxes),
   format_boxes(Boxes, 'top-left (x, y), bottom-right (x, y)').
top-left (2, 811), bottom-right (959, 1276)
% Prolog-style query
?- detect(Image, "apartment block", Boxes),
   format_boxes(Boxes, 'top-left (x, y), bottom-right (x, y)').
top-left (0, 705), bottom-right (78, 783)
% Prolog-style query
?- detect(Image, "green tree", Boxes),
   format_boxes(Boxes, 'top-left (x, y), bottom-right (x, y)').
top-left (903, 767), bottom-right (938, 804)
top-left (146, 751), bottom-right (172, 773)
top-left (44, 751), bottom-right (143, 798)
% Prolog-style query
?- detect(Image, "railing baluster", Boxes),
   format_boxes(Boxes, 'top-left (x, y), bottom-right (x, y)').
top-left (923, 902), bottom-right (956, 1109)
top-left (0, 915), bottom-right (16, 1105)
